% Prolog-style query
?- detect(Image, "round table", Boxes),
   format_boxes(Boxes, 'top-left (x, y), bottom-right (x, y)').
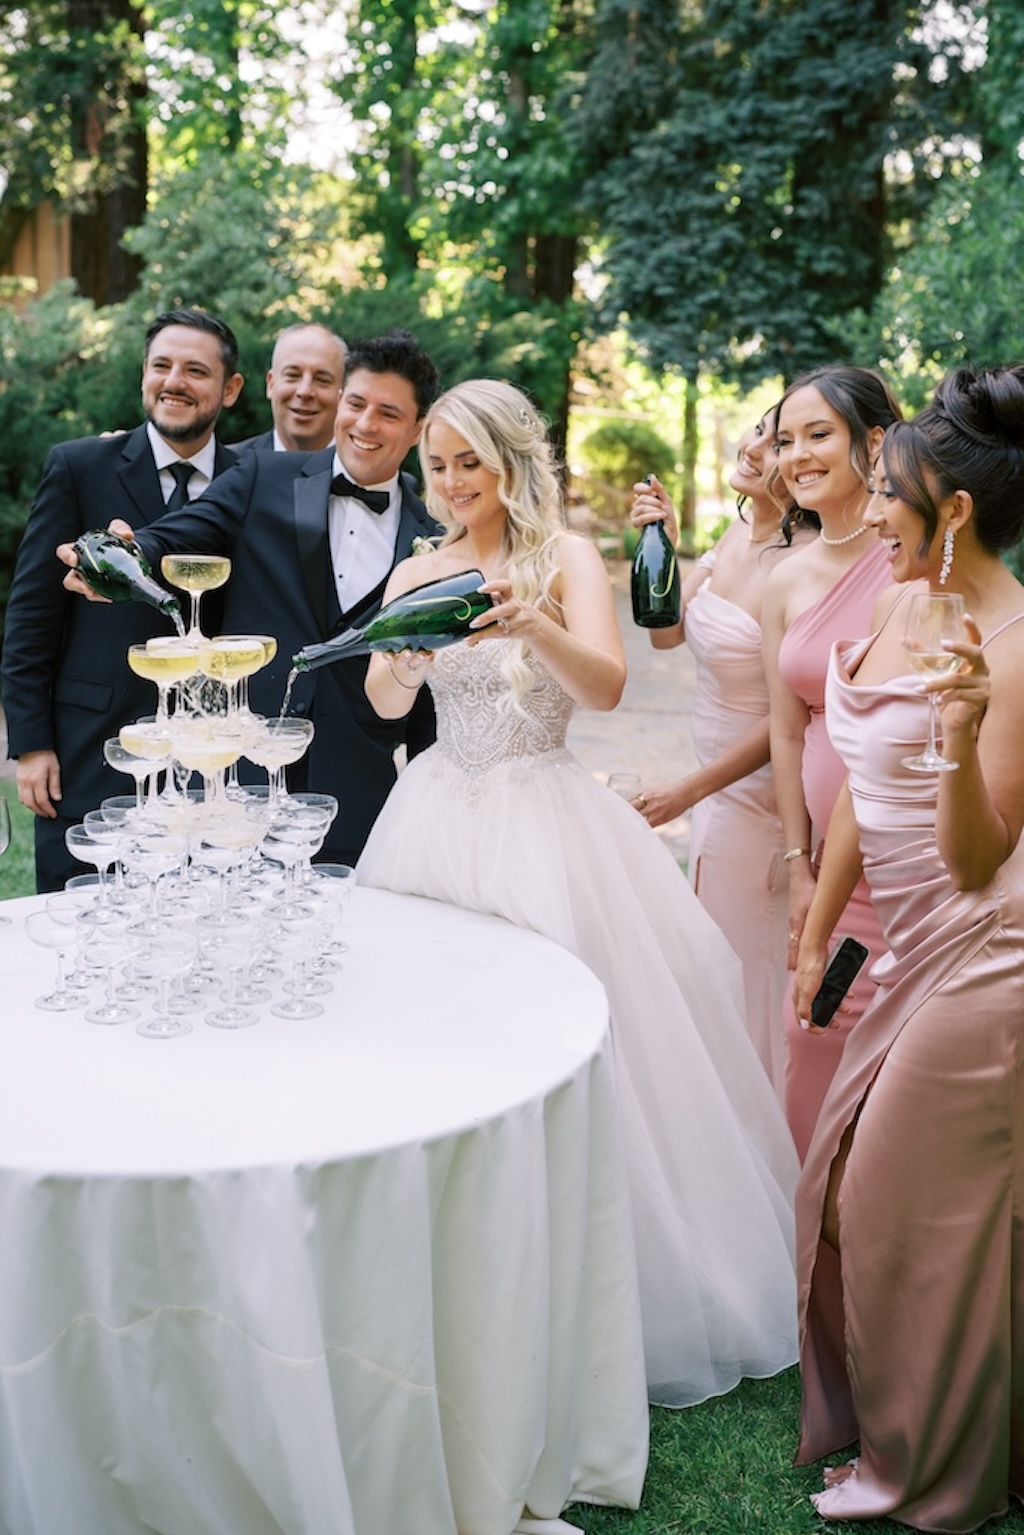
top-left (0, 887), bottom-right (648, 1535)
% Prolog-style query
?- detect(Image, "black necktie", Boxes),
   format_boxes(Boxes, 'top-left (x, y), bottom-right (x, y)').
top-left (166, 461), bottom-right (197, 512)
top-left (330, 472), bottom-right (390, 515)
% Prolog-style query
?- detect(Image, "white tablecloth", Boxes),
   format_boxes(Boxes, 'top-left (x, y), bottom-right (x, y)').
top-left (0, 888), bottom-right (648, 1535)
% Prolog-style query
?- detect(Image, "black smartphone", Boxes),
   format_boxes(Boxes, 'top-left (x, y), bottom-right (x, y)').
top-left (810, 936), bottom-right (870, 1028)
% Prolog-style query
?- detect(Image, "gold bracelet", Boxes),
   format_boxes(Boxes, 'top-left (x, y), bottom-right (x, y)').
top-left (385, 653), bottom-right (422, 691)
top-left (783, 846), bottom-right (811, 862)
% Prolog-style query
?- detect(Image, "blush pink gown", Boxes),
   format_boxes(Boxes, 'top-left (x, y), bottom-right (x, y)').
top-left (776, 541), bottom-right (891, 1158)
top-left (685, 562), bottom-right (789, 1096)
top-left (796, 609), bottom-right (1024, 1531)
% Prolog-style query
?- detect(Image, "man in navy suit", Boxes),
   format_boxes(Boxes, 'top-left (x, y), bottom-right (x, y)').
top-left (234, 323), bottom-right (346, 455)
top-left (63, 329), bottom-right (443, 867)
top-left (2, 307), bottom-right (244, 892)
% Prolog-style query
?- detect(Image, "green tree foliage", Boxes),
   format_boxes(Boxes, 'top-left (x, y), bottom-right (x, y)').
top-left (0, 281), bottom-right (110, 625)
top-left (835, 1), bottom-right (1024, 407)
top-left (576, 417), bottom-right (676, 521)
top-left (144, 0), bottom-right (302, 168)
top-left (576, 0), bottom-right (955, 387)
top-left (0, 1), bottom-right (148, 303)
top-left (331, 0), bottom-right (594, 456)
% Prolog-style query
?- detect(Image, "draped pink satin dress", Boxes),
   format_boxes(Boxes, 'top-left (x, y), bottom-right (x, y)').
top-left (685, 562), bottom-right (789, 1096)
top-left (776, 541), bottom-right (891, 1158)
top-left (796, 612), bottom-right (1024, 1531)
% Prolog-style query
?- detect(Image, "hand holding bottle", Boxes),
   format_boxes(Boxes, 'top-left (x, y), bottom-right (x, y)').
top-left (467, 577), bottom-right (521, 644)
top-left (56, 519), bottom-right (140, 603)
top-left (630, 474), bottom-right (680, 547)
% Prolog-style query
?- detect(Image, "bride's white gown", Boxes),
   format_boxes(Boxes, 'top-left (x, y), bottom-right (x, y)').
top-left (358, 640), bottom-right (799, 1406)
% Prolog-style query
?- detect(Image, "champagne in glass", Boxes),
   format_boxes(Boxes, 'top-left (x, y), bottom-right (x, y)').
top-left (902, 591), bottom-right (966, 772)
top-left (127, 637), bottom-right (201, 722)
top-left (161, 553), bottom-right (232, 639)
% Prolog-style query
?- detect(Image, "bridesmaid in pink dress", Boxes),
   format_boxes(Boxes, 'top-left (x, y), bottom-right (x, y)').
top-left (761, 367), bottom-right (902, 1159)
top-left (629, 415), bottom-right (816, 1096)
top-left (792, 364), bottom-right (1024, 1529)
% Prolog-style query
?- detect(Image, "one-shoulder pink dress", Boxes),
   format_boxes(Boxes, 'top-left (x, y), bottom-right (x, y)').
top-left (796, 610), bottom-right (1024, 1531)
top-left (776, 541), bottom-right (891, 1158)
top-left (686, 563), bottom-right (788, 1095)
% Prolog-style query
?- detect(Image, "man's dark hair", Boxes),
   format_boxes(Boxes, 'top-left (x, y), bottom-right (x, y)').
top-left (144, 308), bottom-right (240, 378)
top-left (343, 329), bottom-right (441, 418)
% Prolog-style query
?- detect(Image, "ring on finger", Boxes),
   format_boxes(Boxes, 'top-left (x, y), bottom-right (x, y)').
top-left (498, 617), bottom-right (511, 634)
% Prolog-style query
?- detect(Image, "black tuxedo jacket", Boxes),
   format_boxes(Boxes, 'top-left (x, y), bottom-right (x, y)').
top-left (132, 447), bottom-right (443, 862)
top-left (1, 425), bottom-right (237, 838)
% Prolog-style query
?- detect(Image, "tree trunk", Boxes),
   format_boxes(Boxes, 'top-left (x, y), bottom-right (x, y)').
top-left (67, 0), bottom-right (147, 305)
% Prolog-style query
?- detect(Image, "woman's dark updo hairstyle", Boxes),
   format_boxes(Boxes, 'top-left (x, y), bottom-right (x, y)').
top-left (881, 364), bottom-right (1024, 556)
top-left (772, 365), bottom-right (903, 488)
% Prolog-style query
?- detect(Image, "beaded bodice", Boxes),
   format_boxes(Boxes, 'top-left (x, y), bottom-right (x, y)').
top-left (427, 640), bottom-right (574, 778)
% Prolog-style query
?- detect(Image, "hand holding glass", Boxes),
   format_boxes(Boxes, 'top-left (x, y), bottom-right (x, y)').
top-left (902, 592), bottom-right (965, 772)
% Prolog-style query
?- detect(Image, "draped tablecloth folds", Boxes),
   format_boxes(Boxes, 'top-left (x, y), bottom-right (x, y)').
top-left (0, 887), bottom-right (649, 1535)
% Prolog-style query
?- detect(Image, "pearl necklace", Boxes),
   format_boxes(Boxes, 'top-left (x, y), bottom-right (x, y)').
top-left (819, 523), bottom-right (869, 547)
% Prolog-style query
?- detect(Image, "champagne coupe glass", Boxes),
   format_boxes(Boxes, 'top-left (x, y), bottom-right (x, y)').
top-left (309, 863), bottom-right (357, 956)
top-left (607, 772), bottom-right (642, 802)
top-left (45, 890), bottom-right (100, 993)
top-left (197, 636), bottom-right (269, 716)
top-left (65, 824), bottom-right (121, 923)
top-left (260, 807), bottom-right (330, 917)
top-left (235, 634), bottom-right (278, 719)
top-left (269, 911), bottom-right (327, 1019)
top-left (134, 926), bottom-right (199, 1039)
top-left (104, 732), bottom-right (167, 816)
top-left (203, 924), bottom-right (262, 1029)
top-left (0, 795), bottom-right (11, 926)
top-left (286, 792), bottom-right (338, 891)
top-left (169, 714), bottom-right (246, 809)
top-left (161, 553), bottom-right (232, 640)
top-left (902, 591), bottom-right (966, 772)
top-left (83, 916), bottom-right (139, 1025)
top-left (127, 637), bottom-right (200, 724)
top-left (121, 828), bottom-right (190, 936)
top-left (26, 910), bottom-right (83, 1011)
top-left (244, 716), bottom-right (315, 809)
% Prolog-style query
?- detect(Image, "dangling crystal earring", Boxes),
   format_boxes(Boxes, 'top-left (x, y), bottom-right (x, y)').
top-left (939, 525), bottom-right (955, 586)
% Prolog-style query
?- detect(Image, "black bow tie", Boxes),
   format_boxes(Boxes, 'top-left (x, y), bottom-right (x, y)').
top-left (330, 472), bottom-right (390, 515)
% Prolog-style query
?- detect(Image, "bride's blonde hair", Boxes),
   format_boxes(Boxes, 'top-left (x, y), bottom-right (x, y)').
top-left (420, 378), bottom-right (566, 706)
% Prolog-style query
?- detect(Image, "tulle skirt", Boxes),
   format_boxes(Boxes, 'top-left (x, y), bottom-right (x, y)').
top-left (359, 744), bottom-right (800, 1406)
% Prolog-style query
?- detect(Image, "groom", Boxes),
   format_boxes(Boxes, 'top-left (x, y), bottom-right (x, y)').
top-left (61, 329), bottom-right (443, 866)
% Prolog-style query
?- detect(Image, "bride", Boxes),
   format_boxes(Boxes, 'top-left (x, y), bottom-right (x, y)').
top-left (358, 377), bottom-right (799, 1407)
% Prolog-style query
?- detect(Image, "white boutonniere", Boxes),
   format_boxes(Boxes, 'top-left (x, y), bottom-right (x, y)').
top-left (411, 535), bottom-right (440, 558)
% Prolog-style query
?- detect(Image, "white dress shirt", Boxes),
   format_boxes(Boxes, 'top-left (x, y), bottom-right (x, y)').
top-left (147, 424), bottom-right (217, 504)
top-left (328, 454), bottom-right (401, 613)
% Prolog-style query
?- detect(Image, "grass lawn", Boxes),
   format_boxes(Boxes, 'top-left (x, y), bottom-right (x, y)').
top-left (569, 1370), bottom-right (1023, 1534)
top-left (0, 780), bottom-right (34, 900)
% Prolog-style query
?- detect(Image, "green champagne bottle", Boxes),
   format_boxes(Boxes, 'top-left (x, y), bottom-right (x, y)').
top-left (292, 568), bottom-right (494, 672)
top-left (73, 529), bottom-right (183, 628)
top-left (630, 513), bottom-right (681, 629)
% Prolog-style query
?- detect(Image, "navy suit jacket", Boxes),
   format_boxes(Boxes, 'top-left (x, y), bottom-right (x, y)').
top-left (1, 425), bottom-right (237, 826)
top-left (132, 447), bottom-right (443, 861)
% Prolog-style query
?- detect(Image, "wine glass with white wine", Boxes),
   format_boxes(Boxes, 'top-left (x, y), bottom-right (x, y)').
top-left (902, 591), bottom-right (966, 773)
top-left (161, 553), bottom-right (232, 639)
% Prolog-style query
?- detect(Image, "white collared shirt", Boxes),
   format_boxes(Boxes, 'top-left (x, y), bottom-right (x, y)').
top-left (328, 454), bottom-right (401, 612)
top-left (147, 424), bottom-right (217, 504)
